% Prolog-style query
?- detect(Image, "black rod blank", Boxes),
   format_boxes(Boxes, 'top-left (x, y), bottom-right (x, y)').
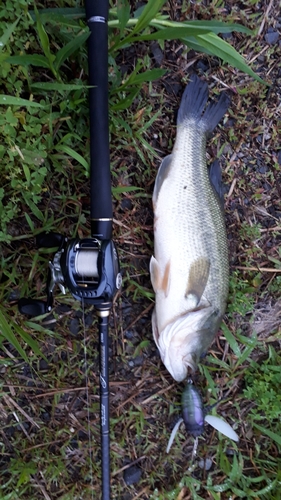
top-left (84, 1), bottom-right (113, 498)
top-left (85, 0), bottom-right (112, 240)
top-left (98, 312), bottom-right (110, 500)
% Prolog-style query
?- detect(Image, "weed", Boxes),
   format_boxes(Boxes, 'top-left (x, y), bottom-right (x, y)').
top-left (243, 345), bottom-right (281, 422)
top-left (239, 221), bottom-right (262, 242)
top-left (228, 271), bottom-right (257, 319)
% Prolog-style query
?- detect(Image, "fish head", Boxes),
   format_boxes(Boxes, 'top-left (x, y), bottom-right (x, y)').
top-left (152, 306), bottom-right (221, 382)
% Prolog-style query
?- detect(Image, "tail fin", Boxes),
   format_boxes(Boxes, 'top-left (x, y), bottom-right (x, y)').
top-left (177, 74), bottom-right (231, 135)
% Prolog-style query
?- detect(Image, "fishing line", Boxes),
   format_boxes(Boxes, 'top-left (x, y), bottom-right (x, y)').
top-left (191, 436), bottom-right (199, 460)
top-left (81, 297), bottom-right (95, 499)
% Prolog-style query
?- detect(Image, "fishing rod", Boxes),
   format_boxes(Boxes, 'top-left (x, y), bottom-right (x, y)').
top-left (18, 1), bottom-right (121, 498)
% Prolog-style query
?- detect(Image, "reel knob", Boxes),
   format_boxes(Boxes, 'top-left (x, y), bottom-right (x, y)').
top-left (36, 232), bottom-right (65, 249)
top-left (18, 298), bottom-right (49, 317)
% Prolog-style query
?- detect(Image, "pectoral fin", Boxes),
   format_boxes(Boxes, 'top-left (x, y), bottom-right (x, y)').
top-left (150, 256), bottom-right (171, 297)
top-left (185, 257), bottom-right (210, 306)
top-left (152, 154), bottom-right (173, 206)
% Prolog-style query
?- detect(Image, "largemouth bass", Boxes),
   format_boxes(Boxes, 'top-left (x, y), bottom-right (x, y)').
top-left (150, 75), bottom-right (230, 382)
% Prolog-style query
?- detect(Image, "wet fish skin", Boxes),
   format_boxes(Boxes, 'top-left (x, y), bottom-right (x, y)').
top-left (150, 75), bottom-right (230, 382)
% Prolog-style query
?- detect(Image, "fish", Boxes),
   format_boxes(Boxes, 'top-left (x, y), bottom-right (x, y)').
top-left (150, 74), bottom-right (230, 382)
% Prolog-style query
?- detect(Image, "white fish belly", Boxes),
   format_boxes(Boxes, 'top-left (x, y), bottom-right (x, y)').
top-left (153, 125), bottom-right (228, 334)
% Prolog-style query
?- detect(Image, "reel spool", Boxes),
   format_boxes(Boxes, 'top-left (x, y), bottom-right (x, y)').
top-left (75, 249), bottom-right (99, 279)
top-left (60, 238), bottom-right (121, 305)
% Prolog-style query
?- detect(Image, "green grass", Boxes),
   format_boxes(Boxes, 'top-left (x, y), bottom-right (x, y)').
top-left (0, 0), bottom-right (281, 498)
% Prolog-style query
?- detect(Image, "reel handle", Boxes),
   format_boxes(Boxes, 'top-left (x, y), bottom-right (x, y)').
top-left (18, 232), bottom-right (62, 316)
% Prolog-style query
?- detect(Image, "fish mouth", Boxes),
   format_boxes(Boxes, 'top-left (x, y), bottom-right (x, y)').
top-left (152, 306), bottom-right (219, 381)
top-left (164, 350), bottom-right (198, 382)
top-left (152, 317), bottom-right (195, 381)
top-left (183, 353), bottom-right (198, 373)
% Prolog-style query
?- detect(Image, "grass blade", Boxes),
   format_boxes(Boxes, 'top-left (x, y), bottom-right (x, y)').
top-left (6, 54), bottom-right (51, 68)
top-left (0, 309), bottom-right (28, 362)
top-left (24, 213), bottom-right (35, 232)
top-left (31, 13), bottom-right (83, 29)
top-left (0, 95), bottom-right (43, 107)
top-left (54, 31), bottom-right (89, 71)
top-left (113, 186), bottom-right (143, 195)
top-left (234, 334), bottom-right (258, 368)
top-left (0, 19), bottom-right (19, 50)
top-left (23, 164), bottom-right (31, 184)
top-left (29, 7), bottom-right (85, 21)
top-left (31, 82), bottom-right (88, 92)
top-left (151, 19), bottom-right (252, 35)
top-left (132, 0), bottom-right (166, 34)
top-left (13, 323), bottom-right (46, 360)
top-left (129, 26), bottom-right (213, 43)
top-left (234, 343), bottom-right (255, 368)
top-left (249, 481), bottom-right (277, 497)
top-left (34, 6), bottom-right (53, 63)
top-left (22, 194), bottom-right (44, 222)
top-left (114, 67), bottom-right (166, 93)
top-left (124, 68), bottom-right (166, 86)
top-left (117, 0), bottom-right (131, 36)
top-left (221, 323), bottom-right (241, 357)
top-left (110, 113), bottom-right (133, 135)
top-left (200, 364), bottom-right (217, 392)
top-left (180, 35), bottom-right (214, 56)
top-left (25, 322), bottom-right (58, 337)
top-left (0, 53), bottom-right (8, 64)
top-left (110, 88), bottom-right (140, 110)
top-left (195, 32), bottom-right (267, 85)
top-left (253, 422), bottom-right (281, 446)
top-left (55, 144), bottom-right (89, 172)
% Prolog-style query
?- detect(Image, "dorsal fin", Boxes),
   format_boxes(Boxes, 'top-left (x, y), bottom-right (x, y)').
top-left (209, 159), bottom-right (224, 207)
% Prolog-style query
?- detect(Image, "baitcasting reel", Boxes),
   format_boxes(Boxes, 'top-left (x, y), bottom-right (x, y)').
top-left (18, 232), bottom-right (122, 317)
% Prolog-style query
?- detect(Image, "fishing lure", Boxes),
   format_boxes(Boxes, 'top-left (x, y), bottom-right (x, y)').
top-left (166, 381), bottom-right (239, 453)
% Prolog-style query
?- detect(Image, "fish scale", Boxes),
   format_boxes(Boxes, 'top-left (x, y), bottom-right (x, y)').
top-left (150, 75), bottom-right (230, 382)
